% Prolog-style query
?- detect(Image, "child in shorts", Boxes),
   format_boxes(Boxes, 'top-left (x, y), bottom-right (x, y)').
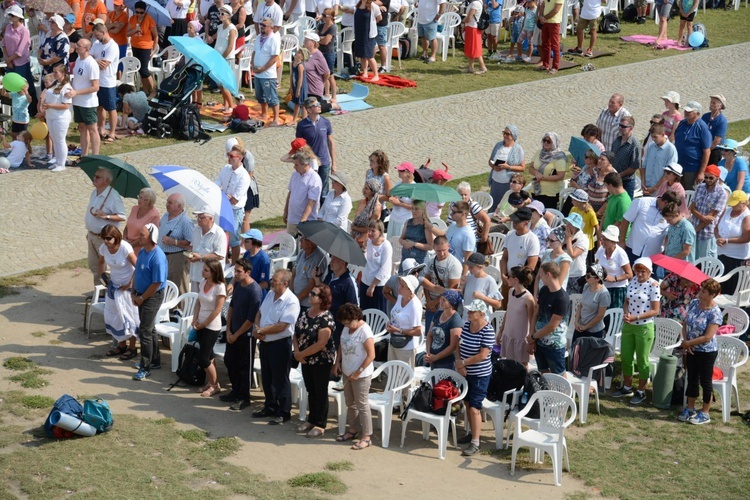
top-left (503, 6), bottom-right (526, 63)
top-left (677, 0), bottom-right (699, 47)
top-left (515, 1), bottom-right (537, 63)
top-left (38, 74), bottom-right (56, 165)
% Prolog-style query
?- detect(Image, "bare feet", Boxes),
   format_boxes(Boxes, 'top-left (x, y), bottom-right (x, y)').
top-left (370, 76), bottom-right (380, 82)
top-left (268, 120), bottom-right (281, 127)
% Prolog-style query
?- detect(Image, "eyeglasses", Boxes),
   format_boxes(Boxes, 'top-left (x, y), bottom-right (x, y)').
top-left (309, 291), bottom-right (319, 297)
top-left (104, 236), bottom-right (115, 242)
top-left (650, 121), bottom-right (660, 125)
top-left (548, 238), bottom-right (559, 243)
top-left (704, 176), bottom-right (717, 181)
top-left (618, 123), bottom-right (632, 128)
top-left (451, 211), bottom-right (464, 216)
top-left (135, 10), bottom-right (145, 14)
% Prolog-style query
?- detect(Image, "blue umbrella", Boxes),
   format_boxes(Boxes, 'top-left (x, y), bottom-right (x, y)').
top-left (168, 35), bottom-right (239, 96)
top-left (569, 136), bottom-right (601, 167)
top-left (123, 0), bottom-right (172, 27)
top-left (150, 165), bottom-right (236, 233)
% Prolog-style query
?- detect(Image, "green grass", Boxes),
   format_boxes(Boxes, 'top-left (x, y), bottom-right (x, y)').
top-left (3, 357), bottom-right (36, 371)
top-left (288, 472), bottom-right (347, 495)
top-left (19, 395), bottom-right (54, 410)
top-left (325, 460), bottom-right (355, 471)
top-left (0, 258), bottom-right (87, 298)
top-left (3, 357), bottom-right (52, 389)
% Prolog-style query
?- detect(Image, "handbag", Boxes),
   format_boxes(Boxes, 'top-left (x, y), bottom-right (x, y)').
top-left (477, 238), bottom-right (494, 256)
top-left (187, 327), bottom-right (197, 343)
top-left (389, 332), bottom-right (410, 349)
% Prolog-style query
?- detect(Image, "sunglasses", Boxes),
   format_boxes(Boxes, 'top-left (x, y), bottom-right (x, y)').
top-left (704, 176), bottom-right (717, 181)
top-left (502, 131), bottom-right (512, 136)
top-left (135, 10), bottom-right (145, 14)
top-left (227, 153), bottom-right (240, 158)
top-left (510, 180), bottom-right (522, 185)
top-left (618, 123), bottom-right (632, 128)
top-left (542, 139), bottom-right (552, 144)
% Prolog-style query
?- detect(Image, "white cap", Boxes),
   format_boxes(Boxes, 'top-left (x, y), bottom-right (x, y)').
top-left (144, 223), bottom-right (159, 245)
top-left (50, 15), bottom-right (65, 30)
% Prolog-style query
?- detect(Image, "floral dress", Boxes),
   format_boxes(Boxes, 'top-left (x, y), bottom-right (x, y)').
top-left (659, 273), bottom-right (700, 321)
top-left (294, 311), bottom-right (336, 365)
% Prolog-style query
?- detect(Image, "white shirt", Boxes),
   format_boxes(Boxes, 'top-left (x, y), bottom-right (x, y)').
top-left (91, 38), bottom-right (119, 88)
top-left (6, 140), bottom-right (26, 168)
top-left (167, 0), bottom-right (189, 19)
top-left (315, 0), bottom-right (340, 14)
top-left (71, 55), bottom-right (100, 108)
top-left (717, 208), bottom-right (750, 260)
top-left (339, 0), bottom-right (358, 26)
top-left (417, 0), bottom-right (446, 24)
top-left (252, 30), bottom-right (281, 79)
top-left (390, 294), bottom-right (423, 350)
top-left (254, 1), bottom-right (284, 26)
top-left (215, 23), bottom-right (237, 59)
top-left (44, 85), bottom-right (73, 120)
top-left (216, 164), bottom-right (251, 208)
top-left (504, 230), bottom-right (540, 269)
top-left (596, 246), bottom-right (630, 289)
top-left (465, 0), bottom-right (482, 28)
top-left (319, 191), bottom-right (353, 230)
top-left (259, 287), bottom-right (301, 342)
top-left (567, 229), bottom-right (590, 278)
top-left (190, 224), bottom-right (228, 282)
top-left (623, 197), bottom-right (669, 258)
top-left (363, 239), bottom-right (393, 286)
top-left (99, 241), bottom-right (135, 286)
top-left (85, 186), bottom-right (126, 233)
top-left (341, 323), bottom-right (374, 377)
top-left (197, 280), bottom-right (227, 330)
top-left (580, 0), bottom-right (602, 20)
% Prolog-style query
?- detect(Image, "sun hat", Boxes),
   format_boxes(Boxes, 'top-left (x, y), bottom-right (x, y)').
top-left (550, 225), bottom-right (566, 243)
top-left (587, 263), bottom-right (605, 281)
top-left (3, 5), bottom-right (23, 18)
top-left (716, 138), bottom-right (738, 153)
top-left (633, 257), bottom-right (653, 273)
top-left (570, 189), bottom-right (589, 203)
top-left (528, 200), bottom-right (545, 215)
top-left (50, 15), bottom-right (65, 29)
top-left (396, 161), bottom-right (415, 173)
top-left (683, 101), bottom-right (702, 113)
top-left (465, 299), bottom-right (488, 313)
top-left (661, 91), bottom-right (680, 105)
top-left (400, 258), bottom-right (426, 275)
top-left (240, 228), bottom-right (263, 241)
top-left (601, 225), bottom-right (620, 242)
top-left (329, 171), bottom-right (349, 191)
top-left (467, 252), bottom-right (486, 267)
top-left (664, 163), bottom-right (683, 177)
top-left (727, 190), bottom-right (749, 207)
top-left (709, 94), bottom-right (727, 109)
top-left (564, 212), bottom-right (584, 230)
top-left (400, 275), bottom-right (419, 294)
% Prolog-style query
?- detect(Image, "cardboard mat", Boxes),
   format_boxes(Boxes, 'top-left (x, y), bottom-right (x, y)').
top-left (495, 51), bottom-right (579, 70)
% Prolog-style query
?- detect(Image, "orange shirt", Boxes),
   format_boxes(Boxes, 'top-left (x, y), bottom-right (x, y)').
top-left (128, 14), bottom-right (156, 50)
top-left (82, 1), bottom-right (108, 34)
top-left (107, 9), bottom-right (130, 46)
top-left (68, 0), bottom-right (85, 29)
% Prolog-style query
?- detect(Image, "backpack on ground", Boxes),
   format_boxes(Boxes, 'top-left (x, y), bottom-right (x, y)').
top-left (517, 371), bottom-right (550, 419)
top-left (400, 381), bottom-right (433, 419)
top-left (486, 358), bottom-right (527, 403)
top-left (231, 119), bottom-right (265, 133)
top-left (178, 103), bottom-right (210, 141)
top-left (82, 398), bottom-right (113, 433)
top-left (44, 394), bottom-right (84, 438)
top-left (622, 4), bottom-right (637, 22)
top-left (431, 378), bottom-right (461, 415)
top-left (169, 341), bottom-right (206, 390)
top-left (392, 37), bottom-right (411, 60)
top-left (599, 13), bottom-right (621, 34)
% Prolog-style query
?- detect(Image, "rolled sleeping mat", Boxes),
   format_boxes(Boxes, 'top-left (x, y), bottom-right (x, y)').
top-left (49, 410), bottom-right (97, 437)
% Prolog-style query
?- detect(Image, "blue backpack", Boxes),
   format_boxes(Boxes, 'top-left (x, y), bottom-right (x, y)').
top-left (44, 394), bottom-right (84, 438)
top-left (83, 399), bottom-right (114, 433)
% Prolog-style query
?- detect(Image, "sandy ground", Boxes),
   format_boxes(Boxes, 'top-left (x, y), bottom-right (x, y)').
top-left (0, 267), bottom-right (598, 498)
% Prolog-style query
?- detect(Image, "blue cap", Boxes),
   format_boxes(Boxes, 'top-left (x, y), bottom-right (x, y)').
top-left (241, 228), bottom-right (263, 242)
top-left (564, 212), bottom-right (583, 230)
top-left (64, 13), bottom-right (76, 24)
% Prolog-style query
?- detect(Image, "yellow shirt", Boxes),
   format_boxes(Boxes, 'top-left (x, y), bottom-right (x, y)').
top-left (533, 151), bottom-right (567, 198)
top-left (570, 206), bottom-right (598, 250)
top-left (542, 0), bottom-right (565, 24)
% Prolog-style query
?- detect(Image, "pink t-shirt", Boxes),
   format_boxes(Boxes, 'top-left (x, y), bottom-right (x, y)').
top-left (125, 206), bottom-right (160, 254)
top-left (655, 181), bottom-right (689, 215)
top-left (304, 49), bottom-right (329, 97)
top-left (662, 110), bottom-right (683, 137)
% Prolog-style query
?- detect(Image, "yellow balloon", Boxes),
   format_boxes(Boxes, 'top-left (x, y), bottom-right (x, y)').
top-left (29, 121), bottom-right (48, 141)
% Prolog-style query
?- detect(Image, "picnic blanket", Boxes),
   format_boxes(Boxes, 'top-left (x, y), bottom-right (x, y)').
top-left (200, 101), bottom-right (295, 125)
top-left (620, 34), bottom-right (692, 50)
top-left (354, 74), bottom-right (416, 88)
top-left (495, 50), bottom-right (580, 70)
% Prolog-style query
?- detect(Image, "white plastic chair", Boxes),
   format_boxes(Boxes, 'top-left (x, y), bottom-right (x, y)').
top-left (235, 42), bottom-right (254, 92)
top-left (511, 391), bottom-right (577, 486)
top-left (543, 373), bottom-right (574, 397)
top-left (721, 306), bottom-right (749, 338)
top-left (328, 380), bottom-right (347, 436)
top-left (149, 46), bottom-right (180, 84)
top-left (263, 232), bottom-right (298, 271)
top-left (84, 285), bottom-right (107, 336)
top-left (489, 310), bottom-right (505, 334)
top-left (299, 16), bottom-right (318, 45)
top-left (279, 34), bottom-right (299, 83)
top-left (483, 386), bottom-right (523, 450)
top-left (348, 264), bottom-right (364, 281)
top-left (546, 208), bottom-right (565, 229)
top-left (155, 280), bottom-right (180, 323)
top-left (558, 187), bottom-right (576, 211)
top-left (435, 12), bottom-right (461, 61)
top-left (715, 267), bottom-right (750, 308)
top-left (120, 56), bottom-right (141, 88)
top-left (363, 308), bottom-right (390, 342)
top-left (368, 360), bottom-right (414, 448)
top-left (389, 236), bottom-right (402, 275)
top-left (500, 0), bottom-right (517, 41)
top-left (472, 192), bottom-right (493, 212)
top-left (648, 318), bottom-right (683, 380)
top-left (400, 369), bottom-right (468, 460)
top-left (336, 27), bottom-right (355, 74)
top-left (566, 360), bottom-right (608, 424)
top-left (712, 336), bottom-right (749, 422)
top-left (684, 189), bottom-right (696, 208)
top-left (155, 292), bottom-right (199, 371)
top-left (290, 365), bottom-right (308, 421)
top-left (485, 265), bottom-right (502, 286)
top-left (694, 257), bottom-right (724, 279)
top-left (561, 0), bottom-right (575, 38)
top-left (602, 307), bottom-right (624, 353)
top-left (487, 232), bottom-right (506, 267)
top-left (429, 217), bottom-right (447, 231)
top-left (384, 21), bottom-right (407, 71)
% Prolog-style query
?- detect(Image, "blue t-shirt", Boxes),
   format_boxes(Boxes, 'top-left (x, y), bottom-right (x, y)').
top-left (719, 156), bottom-right (750, 193)
top-left (701, 112), bottom-right (728, 142)
top-left (296, 116), bottom-right (333, 166)
top-left (485, 0), bottom-right (503, 23)
top-left (11, 92), bottom-right (28, 124)
top-left (523, 8), bottom-right (537, 31)
top-left (685, 299), bottom-right (720, 353)
top-left (665, 217), bottom-right (696, 262)
top-left (133, 247), bottom-right (168, 294)
top-left (446, 224), bottom-right (476, 263)
top-left (674, 119), bottom-right (712, 173)
top-left (324, 269), bottom-right (359, 323)
top-left (244, 249), bottom-right (271, 286)
top-left (428, 310), bottom-right (463, 369)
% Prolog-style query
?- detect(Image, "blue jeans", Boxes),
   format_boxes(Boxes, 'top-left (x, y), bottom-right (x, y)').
top-left (319, 163), bottom-right (331, 200)
top-left (622, 176), bottom-right (636, 200)
top-left (534, 342), bottom-right (566, 374)
top-left (259, 336), bottom-right (293, 418)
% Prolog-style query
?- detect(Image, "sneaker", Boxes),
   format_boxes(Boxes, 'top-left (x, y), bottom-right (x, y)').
top-left (48, 163), bottom-right (57, 170)
top-left (251, 409), bottom-right (273, 418)
top-left (515, 56), bottom-right (524, 62)
top-left (268, 415), bottom-right (291, 425)
top-left (584, 49), bottom-right (593, 58)
top-left (134, 361), bottom-right (161, 370)
top-left (378, 66), bottom-right (387, 73)
top-left (229, 400), bottom-right (251, 411)
top-left (629, 390), bottom-right (647, 406)
top-left (488, 53), bottom-right (503, 61)
top-left (133, 368), bottom-right (151, 381)
top-left (51, 166), bottom-right (66, 173)
top-left (500, 56), bottom-right (515, 63)
top-left (611, 386), bottom-right (634, 398)
top-left (677, 408), bottom-right (697, 422)
top-left (637, 16), bottom-right (647, 24)
top-left (521, 56), bottom-right (532, 63)
top-left (461, 443), bottom-right (480, 456)
top-left (47, 156), bottom-right (57, 164)
top-left (457, 433), bottom-right (473, 445)
top-left (689, 411), bottom-right (711, 425)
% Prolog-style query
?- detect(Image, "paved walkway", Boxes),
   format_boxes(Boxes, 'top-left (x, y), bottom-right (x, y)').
top-left (2, 43), bottom-right (750, 277)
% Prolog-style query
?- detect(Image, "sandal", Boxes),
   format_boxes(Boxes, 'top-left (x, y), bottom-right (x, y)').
top-left (200, 384), bottom-right (222, 397)
top-left (104, 135), bottom-right (116, 144)
top-left (336, 431), bottom-right (359, 442)
top-left (351, 438), bottom-right (372, 450)
top-left (119, 348), bottom-right (137, 360)
top-left (106, 345), bottom-right (128, 357)
top-left (306, 427), bottom-right (325, 439)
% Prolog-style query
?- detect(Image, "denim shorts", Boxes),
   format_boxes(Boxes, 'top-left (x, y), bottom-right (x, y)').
top-left (534, 342), bottom-right (566, 374)
top-left (323, 49), bottom-right (336, 73)
top-left (465, 374), bottom-right (490, 410)
top-left (376, 25), bottom-right (388, 46)
top-left (254, 77), bottom-right (279, 106)
top-left (97, 86), bottom-right (117, 111)
top-left (229, 207), bottom-right (244, 247)
top-left (418, 22), bottom-right (438, 41)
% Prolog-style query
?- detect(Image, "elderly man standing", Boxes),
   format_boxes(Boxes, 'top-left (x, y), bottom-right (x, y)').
top-left (158, 193), bottom-right (194, 295)
top-left (253, 269), bottom-right (301, 425)
top-left (673, 101), bottom-right (712, 189)
top-left (688, 164), bottom-right (728, 260)
top-left (188, 207), bottom-right (227, 292)
top-left (66, 38), bottom-right (100, 159)
top-left (596, 93), bottom-right (631, 152)
top-left (217, 149), bottom-right (251, 263)
top-left (610, 115), bottom-right (642, 200)
top-left (85, 167), bottom-right (126, 285)
top-left (641, 123), bottom-right (678, 196)
top-left (251, 17), bottom-right (281, 127)
top-left (283, 151), bottom-right (322, 235)
top-left (296, 96), bottom-right (337, 200)
top-left (292, 234), bottom-right (328, 311)
top-left (132, 223), bottom-right (168, 381)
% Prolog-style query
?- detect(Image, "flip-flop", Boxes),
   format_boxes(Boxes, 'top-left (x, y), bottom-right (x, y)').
top-left (106, 346), bottom-right (128, 357)
top-left (119, 348), bottom-right (137, 360)
top-left (336, 431), bottom-right (359, 442)
top-left (351, 438), bottom-right (372, 450)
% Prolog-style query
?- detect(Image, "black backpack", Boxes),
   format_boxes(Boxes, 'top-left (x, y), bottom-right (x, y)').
top-left (476, 9), bottom-right (490, 31)
top-left (517, 371), bottom-right (550, 419)
top-left (178, 104), bottom-right (210, 141)
top-left (169, 341), bottom-right (206, 389)
top-left (622, 4), bottom-right (637, 22)
top-left (486, 358), bottom-right (527, 403)
top-left (671, 366), bottom-right (686, 406)
top-left (400, 381), bottom-right (433, 419)
top-left (599, 13), bottom-right (621, 34)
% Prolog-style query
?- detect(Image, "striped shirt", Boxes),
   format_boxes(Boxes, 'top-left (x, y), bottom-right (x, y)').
top-left (158, 211), bottom-right (195, 254)
top-left (596, 106), bottom-right (631, 154)
top-left (689, 183), bottom-right (728, 241)
top-left (459, 321), bottom-right (495, 377)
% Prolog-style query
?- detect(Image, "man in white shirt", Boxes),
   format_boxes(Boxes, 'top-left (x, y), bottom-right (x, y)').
top-left (85, 167), bottom-right (126, 284)
top-left (166, 0), bottom-right (189, 38)
top-left (619, 191), bottom-right (677, 263)
top-left (282, 0), bottom-right (305, 28)
top-left (499, 207), bottom-right (540, 304)
top-left (187, 208), bottom-right (228, 292)
top-left (66, 38), bottom-right (100, 158)
top-left (91, 22), bottom-right (119, 142)
top-left (216, 151), bottom-right (252, 263)
top-left (254, 0), bottom-right (284, 32)
top-left (251, 18), bottom-right (282, 126)
top-left (417, 0), bottom-right (446, 63)
top-left (253, 269), bottom-right (301, 425)
top-left (421, 234), bottom-right (462, 337)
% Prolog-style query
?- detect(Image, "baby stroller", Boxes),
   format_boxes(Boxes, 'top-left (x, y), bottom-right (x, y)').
top-left (143, 62), bottom-right (209, 141)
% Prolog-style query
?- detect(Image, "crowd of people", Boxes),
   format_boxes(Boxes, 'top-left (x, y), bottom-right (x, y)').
top-left (82, 82), bottom-right (748, 459)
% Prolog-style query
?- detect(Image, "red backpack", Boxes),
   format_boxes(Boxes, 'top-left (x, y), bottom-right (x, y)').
top-left (431, 378), bottom-right (460, 415)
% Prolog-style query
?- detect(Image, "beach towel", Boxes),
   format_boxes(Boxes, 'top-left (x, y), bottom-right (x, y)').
top-left (354, 74), bottom-right (417, 88)
top-left (620, 35), bottom-right (692, 50)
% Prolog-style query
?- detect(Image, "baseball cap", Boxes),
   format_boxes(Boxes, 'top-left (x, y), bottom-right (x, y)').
top-left (89, 18), bottom-right (105, 26)
top-left (727, 190), bottom-right (749, 207)
top-left (144, 223), bottom-right (159, 245)
top-left (289, 137), bottom-right (307, 154)
top-left (304, 32), bottom-right (320, 43)
top-left (240, 228), bottom-right (263, 241)
top-left (64, 13), bottom-right (76, 24)
top-left (684, 101), bottom-right (702, 113)
top-left (193, 206), bottom-right (216, 218)
top-left (396, 162), bottom-right (415, 173)
top-left (660, 91), bottom-right (680, 105)
top-left (432, 169), bottom-right (452, 181)
top-left (664, 163), bottom-right (683, 177)
top-left (466, 252), bottom-right (486, 267)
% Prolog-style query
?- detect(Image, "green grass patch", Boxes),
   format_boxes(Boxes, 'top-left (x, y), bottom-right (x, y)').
top-left (180, 429), bottom-right (209, 442)
top-left (288, 472), bottom-right (347, 495)
top-left (48, 339), bottom-right (63, 345)
top-left (727, 119), bottom-right (750, 142)
top-left (30, 331), bottom-right (45, 338)
top-left (325, 460), bottom-right (355, 472)
top-left (0, 259), bottom-right (87, 296)
top-left (3, 357), bottom-right (36, 371)
top-left (0, 391), bottom-right (55, 421)
top-left (20, 395), bottom-right (54, 410)
top-left (8, 369), bottom-right (52, 389)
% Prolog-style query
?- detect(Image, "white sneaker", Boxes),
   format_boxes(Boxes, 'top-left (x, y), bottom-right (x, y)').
top-left (48, 156), bottom-right (57, 164)
top-left (521, 56), bottom-right (532, 63)
top-left (51, 165), bottom-right (66, 172)
top-left (489, 53), bottom-right (503, 61)
top-left (47, 163), bottom-right (57, 170)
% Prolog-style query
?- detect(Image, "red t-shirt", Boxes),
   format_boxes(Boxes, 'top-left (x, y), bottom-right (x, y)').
top-left (232, 104), bottom-right (250, 121)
